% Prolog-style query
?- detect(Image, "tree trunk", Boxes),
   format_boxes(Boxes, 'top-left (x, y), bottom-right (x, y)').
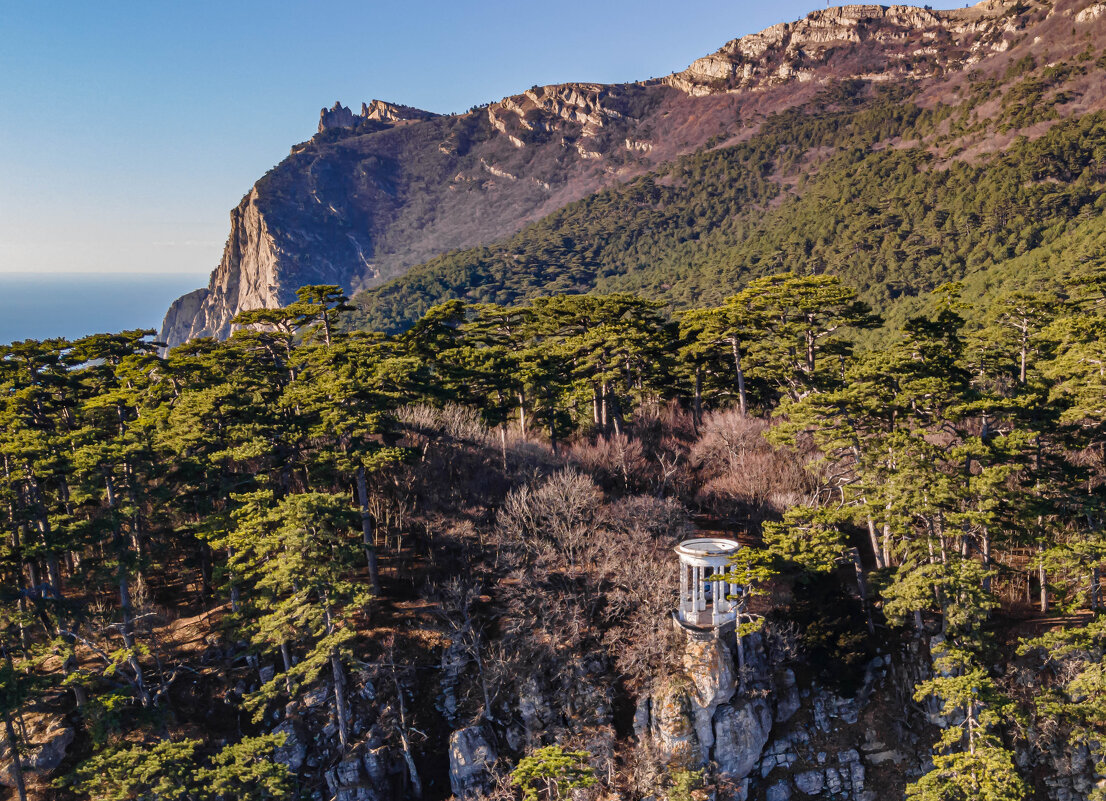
top-left (323, 600), bottom-right (349, 749)
top-left (390, 662), bottom-right (423, 799)
top-left (693, 366), bottom-right (703, 429)
top-left (734, 624), bottom-right (747, 692)
top-left (609, 386), bottom-right (624, 438)
top-left (1019, 334), bottom-right (1028, 385)
top-left (981, 527), bottom-right (992, 594)
top-left (2, 708), bottom-right (27, 801)
top-left (865, 515), bottom-right (883, 570)
top-left (355, 466), bottom-right (382, 596)
top-left (1039, 554), bottom-right (1049, 614)
top-left (280, 641), bottom-right (295, 696)
top-left (1091, 567), bottom-right (1101, 612)
top-left (730, 337), bottom-right (747, 417)
top-left (881, 519), bottom-right (892, 569)
top-left (518, 391), bottom-right (527, 439)
top-left (105, 473), bottom-right (150, 707)
top-left (851, 548), bottom-right (875, 635)
top-left (228, 555), bottom-right (241, 614)
top-left (330, 650), bottom-right (350, 749)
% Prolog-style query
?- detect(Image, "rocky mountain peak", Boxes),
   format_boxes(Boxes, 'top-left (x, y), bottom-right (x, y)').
top-left (663, 0), bottom-right (1017, 96)
top-left (318, 99), bottom-right (438, 132)
top-left (318, 101), bottom-right (357, 132)
top-left (361, 99), bottom-right (439, 123)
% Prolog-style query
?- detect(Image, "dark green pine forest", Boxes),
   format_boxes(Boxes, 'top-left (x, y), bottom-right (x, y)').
top-left (4, 266), bottom-right (1106, 799)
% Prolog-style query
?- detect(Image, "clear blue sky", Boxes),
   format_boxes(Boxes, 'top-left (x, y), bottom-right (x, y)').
top-left (0, 0), bottom-right (970, 279)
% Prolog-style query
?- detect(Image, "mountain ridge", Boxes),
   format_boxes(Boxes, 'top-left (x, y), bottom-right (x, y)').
top-left (161, 0), bottom-right (1067, 346)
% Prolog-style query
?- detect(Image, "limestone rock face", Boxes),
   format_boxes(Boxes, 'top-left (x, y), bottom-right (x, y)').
top-left (665, 1), bottom-right (1010, 96)
top-left (158, 287), bottom-right (209, 347)
top-left (765, 780), bottom-right (792, 801)
top-left (774, 667), bottom-right (801, 722)
top-left (649, 677), bottom-right (700, 765)
top-left (362, 99), bottom-right (438, 124)
top-left (448, 725), bottom-right (497, 798)
top-left (794, 769), bottom-right (826, 795)
top-left (272, 719), bottom-right (308, 771)
top-left (320, 100), bottom-right (439, 132)
top-left (1076, 3), bottom-right (1106, 23)
top-left (160, 187), bottom-right (285, 347)
top-left (320, 101), bottom-right (358, 132)
top-left (682, 638), bottom-right (737, 758)
top-left (0, 714), bottom-right (74, 788)
top-left (713, 698), bottom-right (773, 779)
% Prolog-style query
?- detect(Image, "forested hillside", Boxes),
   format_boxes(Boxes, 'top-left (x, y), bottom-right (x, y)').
top-left (4, 269), bottom-right (1106, 800)
top-left (352, 46), bottom-right (1106, 335)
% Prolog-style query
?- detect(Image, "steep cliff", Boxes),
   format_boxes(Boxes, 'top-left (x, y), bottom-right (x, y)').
top-left (160, 1), bottom-right (1021, 347)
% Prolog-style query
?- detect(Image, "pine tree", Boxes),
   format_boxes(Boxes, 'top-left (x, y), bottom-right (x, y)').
top-left (511, 745), bottom-right (597, 801)
top-left (226, 491), bottom-right (369, 749)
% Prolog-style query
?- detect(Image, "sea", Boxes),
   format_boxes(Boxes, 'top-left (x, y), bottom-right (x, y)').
top-left (0, 273), bottom-right (206, 346)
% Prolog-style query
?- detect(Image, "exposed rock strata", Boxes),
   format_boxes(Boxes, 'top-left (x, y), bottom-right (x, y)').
top-left (166, 187), bottom-right (284, 344)
top-left (664, 2), bottom-right (1010, 96)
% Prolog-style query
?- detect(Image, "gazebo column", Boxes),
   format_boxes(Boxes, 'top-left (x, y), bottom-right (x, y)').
top-left (689, 566), bottom-right (697, 617)
top-left (679, 562), bottom-right (689, 619)
top-left (697, 566), bottom-right (706, 613)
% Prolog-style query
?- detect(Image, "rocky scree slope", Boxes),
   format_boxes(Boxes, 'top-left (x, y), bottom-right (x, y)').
top-left (161, 0), bottom-right (1019, 347)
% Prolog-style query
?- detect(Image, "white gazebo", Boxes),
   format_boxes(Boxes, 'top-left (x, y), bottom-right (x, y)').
top-left (675, 537), bottom-right (742, 629)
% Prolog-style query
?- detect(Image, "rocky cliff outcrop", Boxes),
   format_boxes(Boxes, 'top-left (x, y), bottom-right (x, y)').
top-left (632, 630), bottom-right (943, 800)
top-left (219, 611), bottom-right (1104, 801)
top-left (664, 2), bottom-right (1010, 96)
top-left (319, 100), bottom-right (439, 132)
top-left (163, 187), bottom-right (285, 344)
top-left (161, 0), bottom-right (1030, 347)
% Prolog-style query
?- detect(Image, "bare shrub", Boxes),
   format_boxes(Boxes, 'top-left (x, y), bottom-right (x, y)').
top-left (601, 495), bottom-right (693, 541)
top-left (503, 437), bottom-right (562, 478)
top-left (601, 531), bottom-right (683, 689)
top-left (390, 402), bottom-right (508, 515)
top-left (568, 434), bottom-right (650, 493)
top-left (396, 402), bottom-right (492, 446)
top-left (632, 399), bottom-right (698, 450)
top-left (596, 495), bottom-right (691, 689)
top-left (690, 410), bottom-right (817, 519)
top-left (496, 469), bottom-right (603, 568)
top-left (631, 402), bottom-right (699, 498)
top-left (762, 619), bottom-right (803, 666)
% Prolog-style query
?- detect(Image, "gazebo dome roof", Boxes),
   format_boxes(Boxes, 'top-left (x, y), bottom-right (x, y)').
top-left (675, 537), bottom-right (740, 559)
